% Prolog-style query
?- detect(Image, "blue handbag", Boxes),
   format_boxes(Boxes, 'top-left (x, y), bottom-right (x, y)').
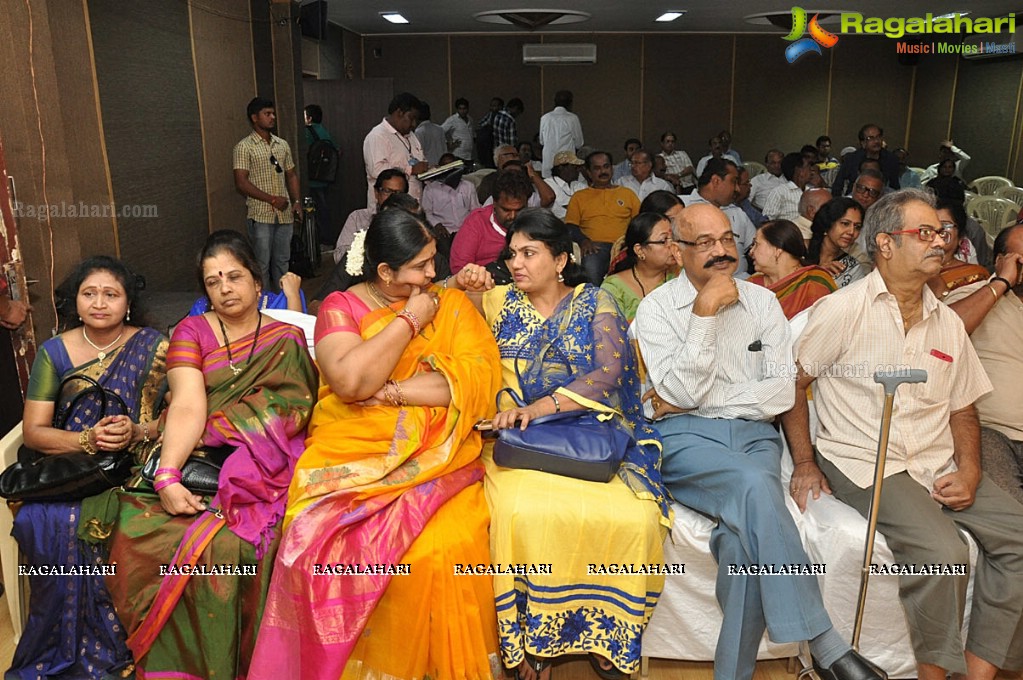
top-left (491, 387), bottom-right (631, 483)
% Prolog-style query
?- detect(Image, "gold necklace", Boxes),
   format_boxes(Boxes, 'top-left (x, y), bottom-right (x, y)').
top-left (82, 327), bottom-right (124, 368)
top-left (366, 282), bottom-right (395, 309)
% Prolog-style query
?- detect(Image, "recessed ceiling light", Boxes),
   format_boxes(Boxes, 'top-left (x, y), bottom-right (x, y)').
top-left (380, 12), bottom-right (409, 24)
top-left (656, 11), bottom-right (685, 22)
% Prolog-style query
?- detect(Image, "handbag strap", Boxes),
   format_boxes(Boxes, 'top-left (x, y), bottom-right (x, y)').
top-left (54, 373), bottom-right (131, 429)
top-left (499, 313), bottom-right (618, 418)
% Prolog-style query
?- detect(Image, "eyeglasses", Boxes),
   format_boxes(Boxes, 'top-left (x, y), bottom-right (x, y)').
top-left (863, 134), bottom-right (883, 142)
top-left (675, 232), bottom-right (739, 251)
top-left (630, 160), bottom-right (652, 166)
top-left (889, 227), bottom-right (953, 244)
top-left (377, 186), bottom-right (403, 195)
top-left (644, 238), bottom-right (672, 246)
top-left (269, 154), bottom-right (283, 174)
top-left (853, 183), bottom-right (881, 199)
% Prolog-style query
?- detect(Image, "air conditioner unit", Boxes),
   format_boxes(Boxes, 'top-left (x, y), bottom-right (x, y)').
top-left (522, 43), bottom-right (597, 65)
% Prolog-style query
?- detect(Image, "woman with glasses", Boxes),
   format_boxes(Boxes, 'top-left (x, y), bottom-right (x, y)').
top-left (927, 198), bottom-right (989, 300)
top-left (806, 197), bottom-right (867, 288)
top-left (747, 219), bottom-right (837, 319)
top-left (601, 212), bottom-right (677, 322)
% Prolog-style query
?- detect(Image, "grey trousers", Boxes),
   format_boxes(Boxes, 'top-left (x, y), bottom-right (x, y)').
top-left (980, 426), bottom-right (1023, 506)
top-left (818, 455), bottom-right (1023, 673)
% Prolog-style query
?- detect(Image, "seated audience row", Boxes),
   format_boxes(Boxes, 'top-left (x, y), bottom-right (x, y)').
top-left (8, 188), bottom-right (1023, 680)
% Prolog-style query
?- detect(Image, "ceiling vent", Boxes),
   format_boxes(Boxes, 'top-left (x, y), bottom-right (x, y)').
top-left (475, 9), bottom-right (590, 30)
top-left (522, 43), bottom-right (597, 65)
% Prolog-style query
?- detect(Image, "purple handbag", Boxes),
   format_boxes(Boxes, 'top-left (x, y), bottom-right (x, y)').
top-left (491, 387), bottom-right (631, 483)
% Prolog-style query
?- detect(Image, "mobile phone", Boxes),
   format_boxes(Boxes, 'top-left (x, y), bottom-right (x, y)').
top-left (473, 419), bottom-right (494, 432)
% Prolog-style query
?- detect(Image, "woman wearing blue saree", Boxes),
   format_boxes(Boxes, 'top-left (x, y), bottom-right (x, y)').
top-left (478, 209), bottom-right (673, 680)
top-left (9, 256), bottom-right (168, 679)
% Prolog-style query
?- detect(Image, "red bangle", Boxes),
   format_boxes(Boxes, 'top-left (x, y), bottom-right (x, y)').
top-left (395, 314), bottom-right (417, 337)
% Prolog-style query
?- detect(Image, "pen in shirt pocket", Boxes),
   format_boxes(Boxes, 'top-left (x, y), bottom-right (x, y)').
top-left (748, 340), bottom-right (763, 352)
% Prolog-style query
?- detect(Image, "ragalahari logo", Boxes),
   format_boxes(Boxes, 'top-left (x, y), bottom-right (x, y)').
top-left (784, 7), bottom-right (840, 63)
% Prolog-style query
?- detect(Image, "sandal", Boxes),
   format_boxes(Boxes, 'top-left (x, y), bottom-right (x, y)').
top-left (588, 653), bottom-right (626, 680)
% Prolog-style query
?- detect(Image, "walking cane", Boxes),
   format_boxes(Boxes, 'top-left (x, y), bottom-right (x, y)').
top-left (850, 369), bottom-right (928, 651)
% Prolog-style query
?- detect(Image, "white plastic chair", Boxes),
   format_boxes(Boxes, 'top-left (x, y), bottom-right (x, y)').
top-left (744, 161), bottom-right (767, 178)
top-left (994, 185), bottom-right (1023, 209)
top-left (968, 176), bottom-right (1013, 196)
top-left (0, 422), bottom-right (26, 640)
top-left (968, 196), bottom-right (1019, 240)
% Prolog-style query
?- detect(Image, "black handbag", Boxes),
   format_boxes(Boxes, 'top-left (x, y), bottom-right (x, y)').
top-left (0, 375), bottom-right (135, 502)
top-left (491, 387), bottom-right (631, 483)
top-left (140, 444), bottom-right (233, 496)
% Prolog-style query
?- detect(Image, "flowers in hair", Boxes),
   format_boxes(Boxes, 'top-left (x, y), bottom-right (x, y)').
top-left (346, 230), bottom-right (367, 276)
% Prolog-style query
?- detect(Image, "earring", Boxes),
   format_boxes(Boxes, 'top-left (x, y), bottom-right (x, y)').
top-left (638, 253), bottom-right (646, 261)
top-left (557, 271), bottom-right (564, 282)
top-left (126, 308), bottom-right (131, 322)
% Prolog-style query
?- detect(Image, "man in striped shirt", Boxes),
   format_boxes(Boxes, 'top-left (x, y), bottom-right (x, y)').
top-left (635, 203), bottom-right (881, 680)
top-left (785, 189), bottom-right (1023, 680)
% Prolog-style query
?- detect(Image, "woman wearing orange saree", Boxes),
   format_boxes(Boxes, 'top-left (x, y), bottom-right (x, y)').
top-left (251, 209), bottom-right (503, 679)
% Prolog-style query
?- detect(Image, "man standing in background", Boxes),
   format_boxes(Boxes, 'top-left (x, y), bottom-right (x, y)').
top-left (415, 101), bottom-right (447, 167)
top-left (539, 90), bottom-right (584, 178)
top-left (442, 98), bottom-right (475, 166)
top-left (233, 96), bottom-right (302, 291)
top-left (363, 92), bottom-right (428, 206)
top-left (304, 103), bottom-right (339, 246)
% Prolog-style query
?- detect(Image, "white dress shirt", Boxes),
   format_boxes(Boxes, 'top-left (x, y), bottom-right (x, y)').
top-left (749, 172), bottom-right (787, 210)
top-left (634, 274), bottom-right (795, 421)
top-left (761, 180), bottom-right (803, 221)
top-left (539, 106), bottom-right (584, 178)
top-left (441, 113), bottom-right (474, 162)
top-left (615, 174), bottom-right (675, 202)
top-left (545, 176), bottom-right (588, 219)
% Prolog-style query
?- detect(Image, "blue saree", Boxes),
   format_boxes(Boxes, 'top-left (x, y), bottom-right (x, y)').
top-left (8, 327), bottom-right (167, 680)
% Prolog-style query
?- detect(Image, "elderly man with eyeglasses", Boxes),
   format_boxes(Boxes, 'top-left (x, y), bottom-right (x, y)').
top-left (634, 202), bottom-right (884, 680)
top-left (784, 189), bottom-right (1023, 680)
top-left (233, 96), bottom-right (303, 291)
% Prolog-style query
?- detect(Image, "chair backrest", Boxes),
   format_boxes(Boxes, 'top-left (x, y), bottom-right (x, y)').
top-left (968, 196), bottom-right (1019, 239)
top-left (968, 175), bottom-right (1013, 195)
top-left (0, 422), bottom-right (27, 640)
top-left (994, 185), bottom-right (1023, 208)
top-left (744, 161), bottom-right (767, 178)
top-left (608, 235), bottom-right (627, 267)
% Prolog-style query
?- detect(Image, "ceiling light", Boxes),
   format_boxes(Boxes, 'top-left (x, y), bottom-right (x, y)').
top-left (656, 11), bottom-right (685, 22)
top-left (380, 12), bottom-right (409, 24)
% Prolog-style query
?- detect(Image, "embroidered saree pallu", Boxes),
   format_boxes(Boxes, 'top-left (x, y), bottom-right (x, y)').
top-left (250, 288), bottom-right (502, 680)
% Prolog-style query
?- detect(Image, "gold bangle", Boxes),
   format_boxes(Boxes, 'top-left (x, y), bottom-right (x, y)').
top-left (79, 427), bottom-right (97, 455)
top-left (989, 284), bottom-right (1000, 302)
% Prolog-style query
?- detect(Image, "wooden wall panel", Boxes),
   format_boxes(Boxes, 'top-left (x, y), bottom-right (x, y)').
top-left (89, 0), bottom-right (208, 291)
top-left (0, 0), bottom-right (113, 335)
top-left (449, 36), bottom-right (543, 149)
top-left (191, 0), bottom-right (256, 235)
top-left (828, 39), bottom-right (914, 152)
top-left (642, 35), bottom-right (732, 163)
top-left (906, 55), bottom-right (956, 167)
top-left (733, 35), bottom-right (831, 164)
top-left (952, 57), bottom-right (1023, 180)
top-left (363, 36), bottom-right (449, 121)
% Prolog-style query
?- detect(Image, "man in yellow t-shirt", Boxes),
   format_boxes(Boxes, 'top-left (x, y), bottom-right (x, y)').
top-left (564, 151), bottom-right (640, 284)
